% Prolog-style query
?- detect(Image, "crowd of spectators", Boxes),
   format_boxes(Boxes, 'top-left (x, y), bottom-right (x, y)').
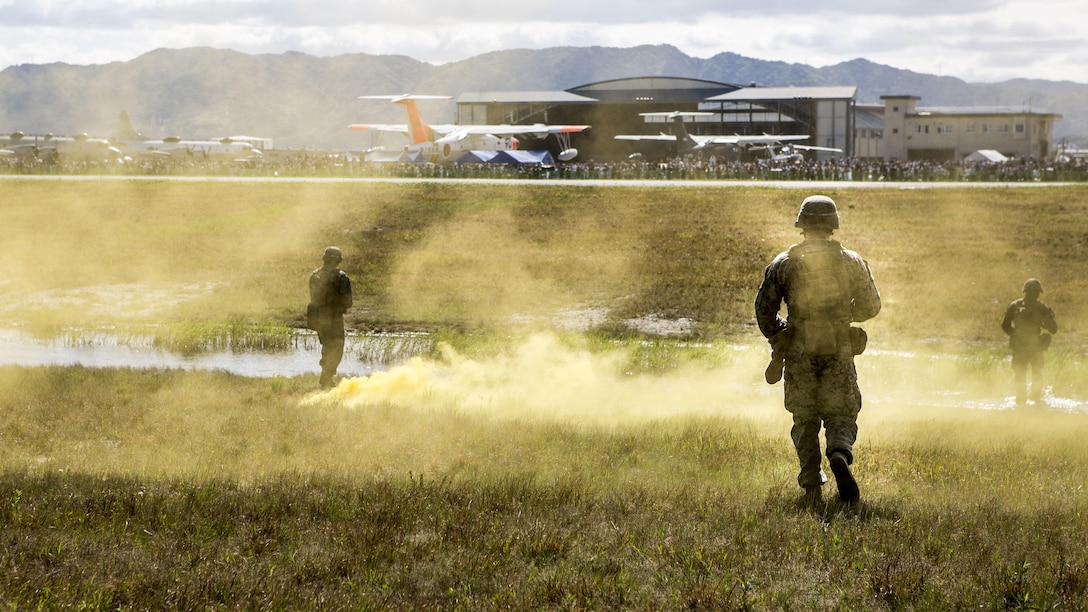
top-left (3, 150), bottom-right (1088, 183)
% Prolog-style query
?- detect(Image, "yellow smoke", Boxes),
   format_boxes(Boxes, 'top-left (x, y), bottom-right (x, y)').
top-left (303, 333), bottom-right (785, 426)
top-left (302, 330), bottom-right (1088, 437)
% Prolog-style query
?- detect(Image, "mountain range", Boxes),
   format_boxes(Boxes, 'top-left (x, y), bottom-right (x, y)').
top-left (1, 44), bottom-right (1085, 152)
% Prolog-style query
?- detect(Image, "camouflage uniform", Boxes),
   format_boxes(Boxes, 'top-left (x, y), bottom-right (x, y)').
top-left (754, 197), bottom-right (881, 497)
top-left (309, 247), bottom-right (353, 388)
top-left (1001, 279), bottom-right (1056, 404)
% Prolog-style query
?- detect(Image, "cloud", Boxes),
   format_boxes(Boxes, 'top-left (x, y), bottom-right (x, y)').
top-left (0, 0), bottom-right (1009, 28)
top-left (0, 0), bottom-right (1084, 83)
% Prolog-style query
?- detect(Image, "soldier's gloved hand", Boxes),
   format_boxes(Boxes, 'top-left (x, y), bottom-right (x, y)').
top-left (768, 326), bottom-right (793, 353)
top-left (764, 326), bottom-right (792, 385)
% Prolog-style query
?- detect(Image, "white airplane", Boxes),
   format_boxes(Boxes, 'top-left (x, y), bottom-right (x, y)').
top-left (615, 111), bottom-right (836, 157)
top-left (0, 131), bottom-right (123, 162)
top-left (112, 111), bottom-right (263, 162)
top-left (758, 142), bottom-right (844, 165)
top-left (349, 95), bottom-right (590, 163)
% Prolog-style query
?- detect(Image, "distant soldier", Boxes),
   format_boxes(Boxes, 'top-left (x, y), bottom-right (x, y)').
top-left (754, 195), bottom-right (881, 507)
top-left (308, 246), bottom-right (353, 388)
top-left (1001, 278), bottom-right (1057, 405)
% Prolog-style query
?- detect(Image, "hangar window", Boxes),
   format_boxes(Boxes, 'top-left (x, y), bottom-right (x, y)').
top-left (938, 124), bottom-right (953, 134)
top-left (966, 124), bottom-right (977, 133)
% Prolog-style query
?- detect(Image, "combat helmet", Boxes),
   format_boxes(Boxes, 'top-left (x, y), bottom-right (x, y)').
top-left (323, 246), bottom-right (343, 262)
top-left (1023, 278), bottom-right (1043, 294)
top-left (794, 195), bottom-right (839, 230)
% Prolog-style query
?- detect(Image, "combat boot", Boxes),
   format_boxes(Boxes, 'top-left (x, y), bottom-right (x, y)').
top-left (1030, 385), bottom-right (1044, 404)
top-left (800, 485), bottom-right (823, 509)
top-left (829, 452), bottom-right (859, 503)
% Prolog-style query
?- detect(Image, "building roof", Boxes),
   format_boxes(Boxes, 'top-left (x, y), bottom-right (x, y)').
top-left (712, 86), bottom-right (857, 102)
top-left (456, 91), bottom-right (597, 105)
top-left (855, 108), bottom-right (885, 130)
top-left (456, 77), bottom-right (742, 105)
top-left (569, 76), bottom-right (740, 103)
top-left (914, 106), bottom-right (1061, 118)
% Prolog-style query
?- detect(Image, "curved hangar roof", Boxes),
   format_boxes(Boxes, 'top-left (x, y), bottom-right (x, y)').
top-left (567, 76), bottom-right (743, 103)
top-left (456, 77), bottom-right (743, 105)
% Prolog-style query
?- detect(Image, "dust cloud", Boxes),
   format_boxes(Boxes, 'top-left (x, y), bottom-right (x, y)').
top-left (303, 333), bottom-right (784, 426)
top-left (303, 332), bottom-right (1088, 431)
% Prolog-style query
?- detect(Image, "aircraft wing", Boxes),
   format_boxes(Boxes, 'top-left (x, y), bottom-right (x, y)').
top-left (702, 134), bottom-right (810, 146)
top-left (614, 133), bottom-right (678, 142)
top-left (615, 133), bottom-right (810, 146)
top-left (348, 123), bottom-right (410, 134)
top-left (348, 122), bottom-right (468, 138)
top-left (448, 124), bottom-right (589, 137)
top-left (352, 96), bottom-right (588, 139)
top-left (793, 143), bottom-right (844, 153)
top-left (348, 123), bottom-right (587, 137)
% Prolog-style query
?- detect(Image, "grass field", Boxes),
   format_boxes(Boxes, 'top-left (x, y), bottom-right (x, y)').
top-left (2, 178), bottom-right (1088, 609)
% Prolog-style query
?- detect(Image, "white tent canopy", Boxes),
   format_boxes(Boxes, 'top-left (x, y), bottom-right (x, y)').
top-left (964, 149), bottom-right (1009, 163)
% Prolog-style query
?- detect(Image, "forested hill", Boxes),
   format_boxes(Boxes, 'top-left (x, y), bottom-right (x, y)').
top-left (1, 44), bottom-right (1084, 151)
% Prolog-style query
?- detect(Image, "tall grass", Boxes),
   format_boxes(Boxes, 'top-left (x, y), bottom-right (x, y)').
top-left (1, 365), bottom-right (1087, 609)
top-left (3, 179), bottom-right (1088, 607)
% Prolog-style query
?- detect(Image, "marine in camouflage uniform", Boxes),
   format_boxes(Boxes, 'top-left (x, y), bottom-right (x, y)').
top-left (754, 196), bottom-right (881, 505)
top-left (308, 246), bottom-right (353, 388)
top-left (1001, 278), bottom-right (1057, 405)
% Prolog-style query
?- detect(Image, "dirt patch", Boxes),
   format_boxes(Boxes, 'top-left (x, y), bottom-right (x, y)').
top-left (0, 282), bottom-right (222, 322)
top-left (622, 314), bottom-right (696, 337)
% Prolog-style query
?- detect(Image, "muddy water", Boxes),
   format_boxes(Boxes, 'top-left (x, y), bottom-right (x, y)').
top-left (2, 328), bottom-right (1085, 414)
top-left (0, 328), bottom-right (431, 378)
top-left (910, 390), bottom-right (1088, 413)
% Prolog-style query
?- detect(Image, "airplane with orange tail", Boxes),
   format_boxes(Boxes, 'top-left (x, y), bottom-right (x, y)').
top-left (349, 95), bottom-right (590, 163)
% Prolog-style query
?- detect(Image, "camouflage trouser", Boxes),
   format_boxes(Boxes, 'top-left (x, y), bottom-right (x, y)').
top-left (1011, 349), bottom-right (1045, 403)
top-left (783, 345), bottom-right (862, 489)
top-left (316, 316), bottom-right (345, 386)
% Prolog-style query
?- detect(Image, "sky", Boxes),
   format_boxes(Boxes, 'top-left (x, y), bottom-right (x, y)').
top-left (0, 0), bottom-right (1084, 84)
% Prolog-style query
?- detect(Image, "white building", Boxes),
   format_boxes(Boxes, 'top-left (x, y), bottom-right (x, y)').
top-left (856, 95), bottom-right (1062, 162)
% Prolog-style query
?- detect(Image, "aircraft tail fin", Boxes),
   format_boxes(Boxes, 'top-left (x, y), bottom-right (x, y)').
top-left (395, 98), bottom-right (433, 145)
top-left (671, 115), bottom-right (698, 151)
top-left (117, 111), bottom-right (144, 141)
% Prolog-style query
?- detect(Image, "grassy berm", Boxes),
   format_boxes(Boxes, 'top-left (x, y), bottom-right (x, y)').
top-left (2, 179), bottom-right (1088, 609)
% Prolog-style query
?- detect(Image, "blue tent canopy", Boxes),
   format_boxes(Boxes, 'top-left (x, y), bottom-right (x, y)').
top-left (454, 150), bottom-right (554, 165)
top-left (493, 150), bottom-right (554, 164)
top-left (453, 150), bottom-right (502, 164)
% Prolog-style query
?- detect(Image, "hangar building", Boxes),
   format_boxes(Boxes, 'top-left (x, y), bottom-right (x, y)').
top-left (456, 77), bottom-right (854, 162)
top-left (455, 78), bottom-right (1061, 163)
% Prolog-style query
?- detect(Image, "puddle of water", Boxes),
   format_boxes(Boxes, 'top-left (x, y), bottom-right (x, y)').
top-left (1, 326), bottom-right (1085, 415)
top-left (869, 388), bottom-right (1088, 415)
top-left (0, 328), bottom-right (431, 378)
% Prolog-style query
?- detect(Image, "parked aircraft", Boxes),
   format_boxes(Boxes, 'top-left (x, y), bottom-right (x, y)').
top-left (758, 142), bottom-right (844, 165)
top-left (615, 111), bottom-right (824, 158)
top-left (0, 131), bottom-right (123, 163)
top-left (112, 111), bottom-right (263, 161)
top-left (349, 95), bottom-right (590, 163)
